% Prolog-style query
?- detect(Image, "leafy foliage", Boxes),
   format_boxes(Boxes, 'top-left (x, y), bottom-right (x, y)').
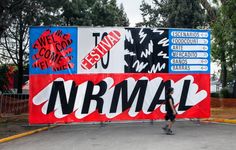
top-left (211, 0), bottom-right (236, 87)
top-left (138, 0), bottom-right (206, 28)
top-left (62, 0), bottom-right (129, 26)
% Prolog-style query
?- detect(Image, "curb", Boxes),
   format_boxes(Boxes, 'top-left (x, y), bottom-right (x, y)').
top-left (0, 125), bottom-right (57, 143)
top-left (203, 118), bottom-right (236, 124)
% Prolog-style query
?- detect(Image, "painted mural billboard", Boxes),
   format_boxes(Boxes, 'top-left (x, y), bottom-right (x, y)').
top-left (29, 27), bottom-right (210, 124)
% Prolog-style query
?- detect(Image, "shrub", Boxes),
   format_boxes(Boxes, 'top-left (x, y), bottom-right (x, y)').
top-left (220, 88), bottom-right (230, 98)
top-left (211, 92), bottom-right (220, 98)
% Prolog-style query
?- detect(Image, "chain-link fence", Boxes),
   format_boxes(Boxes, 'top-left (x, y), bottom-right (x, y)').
top-left (211, 97), bottom-right (236, 119)
top-left (0, 94), bottom-right (28, 117)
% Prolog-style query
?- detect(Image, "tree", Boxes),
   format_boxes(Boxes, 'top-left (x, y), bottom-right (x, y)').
top-left (193, 0), bottom-right (236, 94)
top-left (211, 0), bottom-right (236, 89)
top-left (117, 3), bottom-right (129, 26)
top-left (138, 0), bottom-right (206, 28)
top-left (199, 0), bottom-right (217, 22)
top-left (0, 65), bottom-right (10, 93)
top-left (199, 0), bottom-right (228, 21)
top-left (61, 0), bottom-right (129, 26)
top-left (0, 0), bottom-right (26, 37)
top-left (0, 0), bottom-right (63, 93)
top-left (62, 0), bottom-right (94, 26)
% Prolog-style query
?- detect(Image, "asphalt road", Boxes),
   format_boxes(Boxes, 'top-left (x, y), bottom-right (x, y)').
top-left (1, 120), bottom-right (236, 150)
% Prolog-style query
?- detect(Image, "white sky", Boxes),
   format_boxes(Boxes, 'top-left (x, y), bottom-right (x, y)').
top-left (117, 0), bottom-right (153, 27)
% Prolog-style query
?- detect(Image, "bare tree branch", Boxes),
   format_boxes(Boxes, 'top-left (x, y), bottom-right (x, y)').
top-left (0, 45), bottom-right (17, 54)
top-left (3, 34), bottom-right (17, 65)
top-left (200, 0), bottom-right (217, 22)
top-left (220, 0), bottom-right (228, 5)
top-left (8, 26), bottom-right (19, 40)
top-left (23, 37), bottom-right (29, 52)
top-left (0, 52), bottom-right (17, 60)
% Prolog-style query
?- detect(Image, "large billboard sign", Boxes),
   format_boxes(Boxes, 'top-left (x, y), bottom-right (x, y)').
top-left (29, 27), bottom-right (210, 124)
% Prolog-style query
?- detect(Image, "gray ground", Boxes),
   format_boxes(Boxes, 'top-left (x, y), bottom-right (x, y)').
top-left (1, 120), bottom-right (236, 150)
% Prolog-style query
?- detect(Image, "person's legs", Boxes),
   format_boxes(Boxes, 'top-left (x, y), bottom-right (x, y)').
top-left (166, 114), bottom-right (176, 135)
top-left (167, 113), bottom-right (175, 128)
top-left (162, 114), bottom-right (169, 131)
top-left (167, 120), bottom-right (175, 129)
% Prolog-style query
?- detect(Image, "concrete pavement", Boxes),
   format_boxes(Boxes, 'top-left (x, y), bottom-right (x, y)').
top-left (1, 121), bottom-right (236, 150)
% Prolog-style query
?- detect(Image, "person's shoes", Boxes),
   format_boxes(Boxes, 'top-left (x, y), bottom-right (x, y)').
top-left (162, 125), bottom-right (168, 132)
top-left (166, 129), bottom-right (174, 135)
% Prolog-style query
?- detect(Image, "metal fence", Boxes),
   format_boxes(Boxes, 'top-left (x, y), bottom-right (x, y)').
top-left (0, 93), bottom-right (28, 117)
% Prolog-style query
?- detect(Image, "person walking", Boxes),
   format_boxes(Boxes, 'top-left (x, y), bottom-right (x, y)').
top-left (162, 87), bottom-right (177, 135)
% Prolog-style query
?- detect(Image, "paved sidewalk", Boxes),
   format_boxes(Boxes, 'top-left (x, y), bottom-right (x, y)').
top-left (1, 121), bottom-right (236, 150)
top-left (0, 115), bottom-right (45, 139)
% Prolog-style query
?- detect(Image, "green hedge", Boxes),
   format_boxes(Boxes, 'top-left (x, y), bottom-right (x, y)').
top-left (220, 88), bottom-right (231, 98)
top-left (211, 88), bottom-right (233, 98)
top-left (211, 92), bottom-right (220, 98)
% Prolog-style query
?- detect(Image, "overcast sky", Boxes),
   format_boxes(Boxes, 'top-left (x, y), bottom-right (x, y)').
top-left (117, 0), bottom-right (153, 27)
